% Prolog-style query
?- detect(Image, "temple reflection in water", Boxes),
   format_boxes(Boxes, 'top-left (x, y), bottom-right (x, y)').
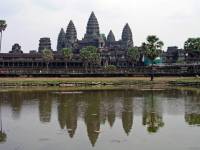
top-left (0, 89), bottom-right (200, 146)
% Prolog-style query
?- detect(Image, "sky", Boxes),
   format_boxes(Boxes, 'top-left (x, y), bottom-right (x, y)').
top-left (0, 0), bottom-right (200, 53)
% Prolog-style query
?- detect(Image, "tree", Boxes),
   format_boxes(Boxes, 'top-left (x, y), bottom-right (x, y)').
top-left (184, 38), bottom-right (200, 62)
top-left (80, 46), bottom-right (100, 72)
top-left (184, 38), bottom-right (200, 75)
top-left (184, 38), bottom-right (200, 52)
top-left (104, 65), bottom-right (117, 73)
top-left (61, 48), bottom-right (73, 70)
top-left (0, 20), bottom-right (7, 53)
top-left (127, 47), bottom-right (140, 68)
top-left (42, 48), bottom-right (54, 71)
top-left (142, 35), bottom-right (164, 81)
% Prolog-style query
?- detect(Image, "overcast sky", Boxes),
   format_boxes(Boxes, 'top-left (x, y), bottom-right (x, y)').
top-left (1, 0), bottom-right (200, 52)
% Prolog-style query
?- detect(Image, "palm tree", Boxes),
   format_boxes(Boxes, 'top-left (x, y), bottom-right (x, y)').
top-left (142, 35), bottom-right (164, 81)
top-left (80, 46), bottom-right (100, 72)
top-left (0, 20), bottom-right (7, 53)
top-left (61, 48), bottom-right (73, 70)
top-left (127, 47), bottom-right (140, 69)
top-left (42, 48), bottom-right (54, 72)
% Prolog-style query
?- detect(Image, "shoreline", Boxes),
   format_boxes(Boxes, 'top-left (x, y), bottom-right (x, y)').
top-left (0, 77), bottom-right (200, 88)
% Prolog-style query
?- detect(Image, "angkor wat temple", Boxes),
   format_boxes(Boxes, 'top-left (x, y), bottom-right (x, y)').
top-left (0, 12), bottom-right (199, 76)
top-left (0, 12), bottom-right (134, 70)
top-left (56, 11), bottom-right (134, 67)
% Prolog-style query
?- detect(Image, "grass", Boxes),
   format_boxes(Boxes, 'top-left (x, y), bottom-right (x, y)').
top-left (0, 76), bottom-right (199, 87)
top-left (175, 77), bottom-right (200, 83)
top-left (0, 77), bottom-right (199, 92)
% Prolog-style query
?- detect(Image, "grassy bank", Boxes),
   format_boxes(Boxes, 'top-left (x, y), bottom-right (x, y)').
top-left (0, 77), bottom-right (180, 86)
top-left (169, 77), bottom-right (200, 86)
top-left (0, 77), bottom-right (199, 87)
top-left (0, 77), bottom-right (199, 92)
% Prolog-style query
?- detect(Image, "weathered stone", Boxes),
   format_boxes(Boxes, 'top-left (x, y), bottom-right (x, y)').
top-left (107, 30), bottom-right (115, 42)
top-left (122, 23), bottom-right (133, 48)
top-left (65, 20), bottom-right (77, 48)
top-left (38, 37), bottom-right (52, 53)
top-left (57, 28), bottom-right (66, 51)
top-left (84, 12), bottom-right (100, 40)
top-left (9, 43), bottom-right (23, 54)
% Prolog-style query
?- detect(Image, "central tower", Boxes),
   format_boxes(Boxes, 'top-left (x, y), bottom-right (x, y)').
top-left (84, 11), bottom-right (100, 40)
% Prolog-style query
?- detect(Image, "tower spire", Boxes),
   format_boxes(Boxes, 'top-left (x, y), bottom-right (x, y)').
top-left (84, 12), bottom-right (100, 40)
top-left (65, 20), bottom-right (77, 48)
top-left (122, 23), bottom-right (133, 48)
top-left (107, 30), bottom-right (115, 42)
top-left (57, 28), bottom-right (66, 51)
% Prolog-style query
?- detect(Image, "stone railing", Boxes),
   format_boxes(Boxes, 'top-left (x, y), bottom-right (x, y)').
top-left (0, 64), bottom-right (200, 77)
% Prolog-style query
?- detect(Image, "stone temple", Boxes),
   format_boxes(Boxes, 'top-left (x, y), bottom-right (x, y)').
top-left (0, 11), bottom-right (197, 76)
top-left (57, 11), bottom-right (133, 52)
top-left (0, 12), bottom-right (135, 70)
top-left (55, 11), bottom-right (134, 67)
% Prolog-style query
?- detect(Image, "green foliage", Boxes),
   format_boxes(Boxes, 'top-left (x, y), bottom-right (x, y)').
top-left (0, 20), bottom-right (7, 32)
top-left (0, 131), bottom-right (6, 143)
top-left (142, 35), bottom-right (164, 63)
top-left (62, 48), bottom-right (73, 60)
top-left (80, 46), bottom-right (100, 66)
top-left (0, 20), bottom-right (7, 52)
top-left (104, 65), bottom-right (117, 72)
top-left (185, 114), bottom-right (200, 125)
top-left (184, 38), bottom-right (200, 51)
top-left (127, 47), bottom-right (140, 63)
top-left (42, 48), bottom-right (54, 62)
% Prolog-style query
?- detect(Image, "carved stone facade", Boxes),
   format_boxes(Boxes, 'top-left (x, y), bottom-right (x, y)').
top-left (162, 46), bottom-right (185, 64)
top-left (57, 28), bottom-right (66, 51)
top-left (55, 12), bottom-right (134, 67)
top-left (38, 37), bottom-right (52, 53)
top-left (9, 43), bottom-right (23, 54)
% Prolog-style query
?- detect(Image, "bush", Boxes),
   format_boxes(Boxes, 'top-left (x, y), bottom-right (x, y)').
top-left (104, 65), bottom-right (117, 72)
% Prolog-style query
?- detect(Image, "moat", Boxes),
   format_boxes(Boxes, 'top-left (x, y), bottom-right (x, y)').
top-left (0, 88), bottom-right (200, 150)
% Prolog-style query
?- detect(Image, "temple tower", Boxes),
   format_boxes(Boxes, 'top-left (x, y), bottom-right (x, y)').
top-left (9, 43), bottom-right (23, 54)
top-left (38, 37), bottom-right (52, 53)
top-left (57, 28), bottom-right (66, 51)
top-left (81, 12), bottom-right (105, 48)
top-left (84, 12), bottom-right (100, 40)
top-left (65, 20), bottom-right (77, 48)
top-left (122, 23), bottom-right (133, 48)
top-left (107, 30), bottom-right (115, 42)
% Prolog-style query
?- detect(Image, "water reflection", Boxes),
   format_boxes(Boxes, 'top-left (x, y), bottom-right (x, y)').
top-left (57, 95), bottom-right (78, 138)
top-left (39, 93), bottom-right (52, 123)
top-left (0, 89), bottom-right (200, 147)
top-left (142, 91), bottom-right (164, 133)
top-left (0, 102), bottom-right (6, 143)
top-left (122, 97), bottom-right (133, 135)
top-left (185, 94), bottom-right (200, 126)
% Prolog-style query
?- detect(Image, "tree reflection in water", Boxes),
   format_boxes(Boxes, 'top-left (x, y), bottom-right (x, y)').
top-left (0, 100), bottom-right (6, 143)
top-left (185, 90), bottom-right (200, 126)
top-left (142, 91), bottom-right (164, 133)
